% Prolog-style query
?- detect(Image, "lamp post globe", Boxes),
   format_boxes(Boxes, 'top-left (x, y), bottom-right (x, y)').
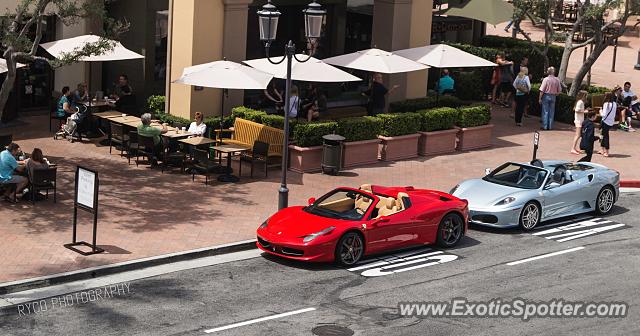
top-left (303, 1), bottom-right (327, 43)
top-left (257, 0), bottom-right (281, 45)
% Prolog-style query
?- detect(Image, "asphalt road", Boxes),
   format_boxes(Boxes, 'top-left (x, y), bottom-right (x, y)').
top-left (1, 192), bottom-right (639, 336)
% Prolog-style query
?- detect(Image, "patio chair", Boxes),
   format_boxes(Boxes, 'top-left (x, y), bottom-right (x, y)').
top-left (49, 92), bottom-right (64, 132)
top-left (29, 167), bottom-right (57, 204)
top-left (0, 134), bottom-right (12, 149)
top-left (109, 122), bottom-right (127, 156)
top-left (126, 131), bottom-right (139, 165)
top-left (161, 145), bottom-right (187, 174)
top-left (238, 141), bottom-right (280, 178)
top-left (191, 148), bottom-right (218, 185)
top-left (0, 181), bottom-right (17, 203)
top-left (136, 135), bottom-right (157, 167)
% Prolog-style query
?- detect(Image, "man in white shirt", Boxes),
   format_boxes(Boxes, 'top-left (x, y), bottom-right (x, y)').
top-left (622, 82), bottom-right (639, 114)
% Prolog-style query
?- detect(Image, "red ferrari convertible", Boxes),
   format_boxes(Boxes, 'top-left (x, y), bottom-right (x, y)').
top-left (256, 184), bottom-right (469, 266)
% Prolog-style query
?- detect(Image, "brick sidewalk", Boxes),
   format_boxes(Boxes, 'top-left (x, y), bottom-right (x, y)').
top-left (0, 108), bottom-right (638, 283)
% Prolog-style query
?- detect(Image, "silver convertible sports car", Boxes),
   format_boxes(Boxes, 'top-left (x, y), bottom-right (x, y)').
top-left (450, 160), bottom-right (620, 230)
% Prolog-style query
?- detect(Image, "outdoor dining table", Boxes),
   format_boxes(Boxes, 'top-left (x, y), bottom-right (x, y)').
top-left (163, 130), bottom-right (195, 139)
top-left (93, 110), bottom-right (122, 118)
top-left (209, 144), bottom-right (249, 183)
top-left (178, 136), bottom-right (216, 147)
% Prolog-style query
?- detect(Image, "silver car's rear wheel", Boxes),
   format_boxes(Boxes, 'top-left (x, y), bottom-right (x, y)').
top-left (519, 202), bottom-right (541, 231)
top-left (595, 186), bottom-right (615, 215)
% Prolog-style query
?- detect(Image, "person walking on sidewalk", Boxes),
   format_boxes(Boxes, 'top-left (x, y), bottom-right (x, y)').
top-left (538, 67), bottom-right (562, 130)
top-left (599, 92), bottom-right (616, 157)
top-left (571, 90), bottom-right (588, 154)
top-left (578, 111), bottom-right (600, 162)
top-left (512, 68), bottom-right (531, 127)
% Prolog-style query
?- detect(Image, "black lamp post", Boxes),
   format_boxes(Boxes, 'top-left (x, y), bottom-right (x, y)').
top-left (258, 0), bottom-right (326, 210)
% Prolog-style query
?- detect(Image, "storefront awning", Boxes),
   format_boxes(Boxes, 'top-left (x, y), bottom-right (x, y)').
top-left (442, 0), bottom-right (514, 25)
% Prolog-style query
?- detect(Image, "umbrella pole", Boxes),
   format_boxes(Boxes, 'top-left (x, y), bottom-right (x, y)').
top-left (219, 88), bottom-right (228, 144)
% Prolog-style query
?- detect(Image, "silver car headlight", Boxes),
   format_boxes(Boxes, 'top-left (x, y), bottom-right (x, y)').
top-left (303, 226), bottom-right (336, 243)
top-left (495, 197), bottom-right (516, 206)
top-left (449, 184), bottom-right (460, 195)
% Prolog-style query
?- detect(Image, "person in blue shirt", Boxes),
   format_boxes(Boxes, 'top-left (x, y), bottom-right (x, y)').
top-left (0, 143), bottom-right (27, 202)
top-left (56, 86), bottom-right (73, 118)
top-left (436, 69), bottom-right (455, 95)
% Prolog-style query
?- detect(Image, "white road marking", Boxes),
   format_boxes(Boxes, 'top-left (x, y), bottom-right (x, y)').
top-left (620, 187), bottom-right (640, 193)
top-left (347, 250), bottom-right (439, 272)
top-left (530, 215), bottom-right (595, 231)
top-left (532, 219), bottom-right (612, 236)
top-left (506, 247), bottom-right (585, 266)
top-left (203, 307), bottom-right (316, 333)
top-left (361, 254), bottom-right (458, 277)
top-left (553, 224), bottom-right (626, 242)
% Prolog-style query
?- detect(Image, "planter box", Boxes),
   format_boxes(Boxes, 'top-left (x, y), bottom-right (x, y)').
top-left (457, 124), bottom-right (494, 151)
top-left (378, 134), bottom-right (420, 161)
top-left (418, 128), bottom-right (458, 156)
top-left (342, 139), bottom-right (380, 168)
top-left (288, 145), bottom-right (323, 173)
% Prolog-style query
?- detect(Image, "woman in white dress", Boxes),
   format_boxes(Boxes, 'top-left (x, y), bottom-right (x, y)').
top-left (571, 90), bottom-right (588, 155)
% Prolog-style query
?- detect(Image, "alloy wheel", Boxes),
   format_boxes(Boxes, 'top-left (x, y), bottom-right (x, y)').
top-left (521, 203), bottom-right (540, 230)
top-left (338, 233), bottom-right (363, 266)
top-left (597, 188), bottom-right (614, 214)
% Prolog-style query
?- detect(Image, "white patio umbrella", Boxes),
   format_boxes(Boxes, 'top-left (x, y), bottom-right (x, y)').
top-left (173, 60), bottom-right (274, 138)
top-left (322, 48), bottom-right (429, 74)
top-left (243, 55), bottom-right (361, 82)
top-left (394, 44), bottom-right (496, 68)
top-left (174, 60), bottom-right (273, 89)
top-left (0, 58), bottom-right (26, 74)
top-left (40, 34), bottom-right (144, 62)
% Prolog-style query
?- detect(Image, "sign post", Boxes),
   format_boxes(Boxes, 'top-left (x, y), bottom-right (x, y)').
top-left (64, 166), bottom-right (104, 255)
top-left (532, 131), bottom-right (540, 162)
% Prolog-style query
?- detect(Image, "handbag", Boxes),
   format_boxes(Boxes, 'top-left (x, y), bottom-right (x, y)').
top-left (515, 78), bottom-right (529, 93)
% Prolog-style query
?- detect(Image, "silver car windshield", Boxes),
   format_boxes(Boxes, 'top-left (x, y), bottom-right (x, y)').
top-left (483, 163), bottom-right (548, 189)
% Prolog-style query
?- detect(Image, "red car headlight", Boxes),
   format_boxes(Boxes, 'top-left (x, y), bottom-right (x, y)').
top-left (302, 226), bottom-right (336, 243)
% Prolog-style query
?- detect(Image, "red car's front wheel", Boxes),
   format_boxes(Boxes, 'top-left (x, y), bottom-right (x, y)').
top-left (335, 232), bottom-right (364, 266)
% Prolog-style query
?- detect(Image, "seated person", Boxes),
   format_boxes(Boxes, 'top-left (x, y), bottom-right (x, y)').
top-left (0, 143), bottom-right (27, 202)
top-left (25, 148), bottom-right (49, 177)
top-left (307, 89), bottom-right (328, 122)
top-left (188, 112), bottom-right (207, 136)
top-left (73, 83), bottom-right (89, 106)
top-left (436, 69), bottom-right (455, 95)
top-left (114, 85), bottom-right (137, 115)
top-left (137, 113), bottom-right (168, 163)
top-left (56, 86), bottom-right (74, 118)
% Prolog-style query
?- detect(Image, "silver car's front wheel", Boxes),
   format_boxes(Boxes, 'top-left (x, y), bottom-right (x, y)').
top-left (519, 202), bottom-right (541, 231)
top-left (595, 186), bottom-right (615, 215)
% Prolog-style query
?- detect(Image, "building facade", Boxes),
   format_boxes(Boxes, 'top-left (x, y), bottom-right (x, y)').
top-left (1, 0), bottom-right (484, 120)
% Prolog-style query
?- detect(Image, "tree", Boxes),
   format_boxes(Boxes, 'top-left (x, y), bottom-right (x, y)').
top-left (511, 0), bottom-right (555, 70)
top-left (512, 0), bottom-right (640, 96)
top-left (0, 0), bottom-right (128, 122)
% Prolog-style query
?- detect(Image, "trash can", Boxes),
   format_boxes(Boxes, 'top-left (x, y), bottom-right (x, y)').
top-left (321, 134), bottom-right (345, 175)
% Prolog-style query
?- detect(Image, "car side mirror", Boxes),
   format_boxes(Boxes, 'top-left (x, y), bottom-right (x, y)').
top-left (545, 182), bottom-right (561, 190)
top-left (485, 168), bottom-right (492, 176)
top-left (308, 197), bottom-right (316, 205)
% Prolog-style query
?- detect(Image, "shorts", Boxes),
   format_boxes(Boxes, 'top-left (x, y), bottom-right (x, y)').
top-left (500, 82), bottom-right (514, 93)
top-left (1, 175), bottom-right (26, 185)
top-left (574, 121), bottom-right (583, 128)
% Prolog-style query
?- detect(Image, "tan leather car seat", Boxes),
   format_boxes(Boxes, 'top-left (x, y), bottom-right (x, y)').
top-left (376, 197), bottom-right (398, 218)
top-left (396, 192), bottom-right (409, 211)
top-left (355, 195), bottom-right (372, 212)
top-left (360, 184), bottom-right (372, 192)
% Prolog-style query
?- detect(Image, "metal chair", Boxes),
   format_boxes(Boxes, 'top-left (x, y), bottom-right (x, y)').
top-left (136, 135), bottom-right (157, 167)
top-left (191, 148), bottom-right (218, 185)
top-left (239, 141), bottom-right (279, 178)
top-left (126, 131), bottom-right (139, 165)
top-left (29, 167), bottom-right (57, 204)
top-left (161, 145), bottom-right (187, 173)
top-left (109, 122), bottom-right (127, 156)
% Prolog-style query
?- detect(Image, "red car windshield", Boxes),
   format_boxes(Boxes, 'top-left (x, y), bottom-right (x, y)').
top-left (305, 189), bottom-right (374, 221)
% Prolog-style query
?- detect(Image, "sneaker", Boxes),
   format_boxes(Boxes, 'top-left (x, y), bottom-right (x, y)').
top-left (629, 127), bottom-right (636, 132)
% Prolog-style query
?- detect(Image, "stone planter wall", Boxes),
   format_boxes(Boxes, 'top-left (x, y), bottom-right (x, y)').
top-left (288, 145), bottom-right (323, 173)
top-left (378, 134), bottom-right (420, 161)
top-left (457, 124), bottom-right (494, 151)
top-left (342, 139), bottom-right (380, 168)
top-left (418, 128), bottom-right (458, 156)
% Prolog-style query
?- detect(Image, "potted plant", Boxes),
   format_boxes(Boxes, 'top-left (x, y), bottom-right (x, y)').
top-left (376, 113), bottom-right (421, 161)
top-left (289, 121), bottom-right (337, 173)
top-left (418, 107), bottom-right (459, 156)
top-left (456, 104), bottom-right (493, 151)
top-left (337, 117), bottom-right (382, 168)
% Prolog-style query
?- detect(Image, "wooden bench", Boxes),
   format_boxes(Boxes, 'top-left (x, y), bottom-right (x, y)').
top-left (222, 118), bottom-right (284, 157)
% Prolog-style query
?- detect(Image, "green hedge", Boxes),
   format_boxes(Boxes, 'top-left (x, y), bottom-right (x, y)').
top-left (146, 95), bottom-right (165, 114)
top-left (528, 87), bottom-right (576, 124)
top-left (419, 107), bottom-right (458, 132)
top-left (293, 121), bottom-right (337, 147)
top-left (230, 106), bottom-right (267, 123)
top-left (457, 104), bottom-right (491, 128)
top-left (336, 116), bottom-right (383, 142)
top-left (156, 113), bottom-right (190, 126)
top-left (454, 71), bottom-right (485, 101)
top-left (376, 113), bottom-right (422, 137)
top-left (389, 95), bottom-right (464, 113)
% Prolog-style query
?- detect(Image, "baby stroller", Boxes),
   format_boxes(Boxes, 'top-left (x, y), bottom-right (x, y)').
top-left (54, 105), bottom-right (88, 142)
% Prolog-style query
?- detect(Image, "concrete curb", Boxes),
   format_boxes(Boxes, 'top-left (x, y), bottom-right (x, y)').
top-left (0, 239), bottom-right (257, 296)
top-left (620, 181), bottom-right (640, 188)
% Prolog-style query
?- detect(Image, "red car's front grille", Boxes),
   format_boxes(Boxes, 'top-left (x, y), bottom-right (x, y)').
top-left (257, 237), bottom-right (304, 257)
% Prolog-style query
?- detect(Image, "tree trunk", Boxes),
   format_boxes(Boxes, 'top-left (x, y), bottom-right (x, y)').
top-left (558, 36), bottom-right (574, 84)
top-left (0, 50), bottom-right (17, 123)
top-left (569, 42), bottom-right (607, 96)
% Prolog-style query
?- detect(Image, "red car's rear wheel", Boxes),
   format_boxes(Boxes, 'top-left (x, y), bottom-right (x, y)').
top-left (335, 232), bottom-right (364, 266)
